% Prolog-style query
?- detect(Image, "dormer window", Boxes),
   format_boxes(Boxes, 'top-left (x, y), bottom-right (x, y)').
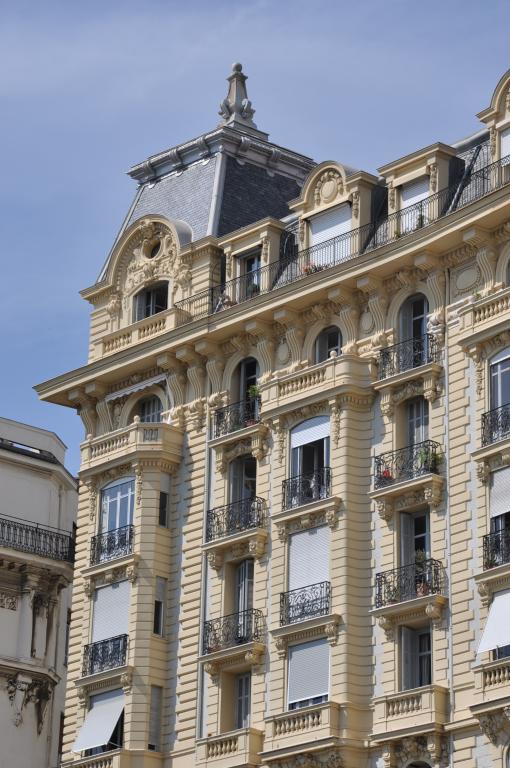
top-left (133, 282), bottom-right (168, 322)
top-left (400, 177), bottom-right (429, 233)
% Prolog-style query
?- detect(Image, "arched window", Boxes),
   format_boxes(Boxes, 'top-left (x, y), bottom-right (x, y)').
top-left (314, 326), bottom-right (341, 363)
top-left (138, 395), bottom-right (163, 423)
top-left (100, 477), bottom-right (135, 533)
top-left (133, 282), bottom-right (168, 322)
top-left (229, 455), bottom-right (257, 502)
top-left (399, 293), bottom-right (429, 342)
top-left (234, 358), bottom-right (259, 402)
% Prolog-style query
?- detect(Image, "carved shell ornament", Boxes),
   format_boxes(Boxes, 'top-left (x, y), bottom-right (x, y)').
top-left (314, 170), bottom-right (344, 206)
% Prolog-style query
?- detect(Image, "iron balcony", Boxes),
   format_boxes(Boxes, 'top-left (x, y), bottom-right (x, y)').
top-left (481, 403), bottom-right (510, 446)
top-left (202, 609), bottom-right (264, 654)
top-left (375, 559), bottom-right (443, 608)
top-left (374, 440), bottom-right (442, 489)
top-left (483, 529), bottom-right (510, 570)
top-left (280, 581), bottom-right (331, 626)
top-left (206, 498), bottom-right (265, 542)
top-left (213, 397), bottom-right (261, 438)
top-left (282, 467), bottom-right (332, 510)
top-left (89, 524), bottom-right (134, 566)
top-left (0, 514), bottom-right (75, 563)
top-left (378, 334), bottom-right (440, 380)
top-left (82, 633), bottom-right (128, 677)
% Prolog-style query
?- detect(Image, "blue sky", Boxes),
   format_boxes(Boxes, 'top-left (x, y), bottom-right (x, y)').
top-left (1, 0), bottom-right (509, 474)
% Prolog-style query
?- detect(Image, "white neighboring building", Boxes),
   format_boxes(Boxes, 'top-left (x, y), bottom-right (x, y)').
top-left (0, 417), bottom-right (76, 768)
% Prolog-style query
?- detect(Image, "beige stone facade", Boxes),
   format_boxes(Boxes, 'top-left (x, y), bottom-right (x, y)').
top-left (0, 417), bottom-right (76, 768)
top-left (36, 67), bottom-right (510, 767)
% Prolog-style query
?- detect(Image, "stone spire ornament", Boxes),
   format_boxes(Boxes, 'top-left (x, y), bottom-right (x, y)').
top-left (219, 62), bottom-right (258, 130)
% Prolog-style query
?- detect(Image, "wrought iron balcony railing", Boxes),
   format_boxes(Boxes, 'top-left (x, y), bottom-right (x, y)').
top-left (202, 609), bottom-right (264, 654)
top-left (282, 467), bottom-right (332, 510)
top-left (174, 155), bottom-right (510, 328)
top-left (482, 403), bottom-right (510, 446)
top-left (374, 440), bottom-right (442, 489)
top-left (213, 397), bottom-right (261, 438)
top-left (379, 334), bottom-right (440, 380)
top-left (0, 514), bottom-right (75, 563)
top-left (206, 498), bottom-right (265, 542)
top-left (375, 559), bottom-right (443, 608)
top-left (483, 529), bottom-right (510, 570)
top-left (280, 580), bottom-right (331, 625)
top-left (89, 525), bottom-right (134, 566)
top-left (82, 634), bottom-right (128, 677)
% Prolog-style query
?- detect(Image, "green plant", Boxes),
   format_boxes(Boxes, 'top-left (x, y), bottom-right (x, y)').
top-left (247, 384), bottom-right (260, 400)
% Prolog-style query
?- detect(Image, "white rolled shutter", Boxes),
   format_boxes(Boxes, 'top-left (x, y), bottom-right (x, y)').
top-left (309, 204), bottom-right (351, 247)
top-left (490, 468), bottom-right (510, 518)
top-left (73, 689), bottom-right (124, 753)
top-left (92, 581), bottom-right (130, 642)
top-left (288, 638), bottom-right (330, 705)
top-left (401, 177), bottom-right (429, 208)
top-left (477, 589), bottom-right (510, 654)
top-left (501, 127), bottom-right (510, 163)
top-left (288, 526), bottom-right (330, 591)
top-left (291, 417), bottom-right (330, 449)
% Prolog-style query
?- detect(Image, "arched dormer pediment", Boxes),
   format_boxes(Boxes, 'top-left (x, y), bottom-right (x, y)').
top-left (292, 161), bottom-right (351, 216)
top-left (83, 215), bottom-right (193, 308)
top-left (478, 68), bottom-right (510, 124)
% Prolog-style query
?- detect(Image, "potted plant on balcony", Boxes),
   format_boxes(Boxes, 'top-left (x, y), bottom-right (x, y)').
top-left (303, 263), bottom-right (325, 276)
top-left (414, 549), bottom-right (430, 597)
top-left (380, 467), bottom-right (394, 484)
top-left (245, 385), bottom-right (260, 426)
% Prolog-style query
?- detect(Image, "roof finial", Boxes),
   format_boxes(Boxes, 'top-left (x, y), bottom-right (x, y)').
top-left (218, 62), bottom-right (258, 130)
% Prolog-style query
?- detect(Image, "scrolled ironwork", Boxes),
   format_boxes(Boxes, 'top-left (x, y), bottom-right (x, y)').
top-left (374, 440), bottom-right (442, 489)
top-left (82, 634), bottom-right (128, 676)
top-left (483, 529), bottom-right (510, 570)
top-left (280, 580), bottom-right (331, 625)
top-left (379, 334), bottom-right (440, 379)
top-left (0, 515), bottom-right (75, 563)
top-left (202, 609), bottom-right (264, 654)
top-left (89, 525), bottom-right (134, 565)
top-left (482, 403), bottom-right (510, 446)
top-left (206, 498), bottom-right (265, 542)
top-left (174, 155), bottom-right (510, 328)
top-left (282, 467), bottom-right (332, 510)
top-left (375, 559), bottom-right (443, 608)
top-left (213, 397), bottom-right (261, 438)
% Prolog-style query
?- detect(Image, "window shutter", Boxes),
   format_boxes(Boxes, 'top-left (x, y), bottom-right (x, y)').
top-left (148, 685), bottom-right (163, 750)
top-left (291, 417), bottom-right (330, 449)
top-left (92, 581), bottom-right (130, 642)
top-left (309, 204), bottom-right (352, 247)
top-left (401, 177), bottom-right (429, 207)
top-left (287, 638), bottom-right (330, 706)
top-left (477, 588), bottom-right (510, 653)
top-left (400, 513), bottom-right (415, 565)
top-left (501, 127), bottom-right (510, 163)
top-left (490, 468), bottom-right (510, 518)
top-left (288, 526), bottom-right (330, 591)
top-left (401, 626), bottom-right (418, 690)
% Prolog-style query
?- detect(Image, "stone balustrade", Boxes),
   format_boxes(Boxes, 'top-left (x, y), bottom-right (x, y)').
top-left (196, 728), bottom-right (263, 766)
top-left (373, 685), bottom-right (448, 736)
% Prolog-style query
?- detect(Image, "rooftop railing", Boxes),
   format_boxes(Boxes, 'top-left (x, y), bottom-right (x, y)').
top-left (90, 524), bottom-right (134, 566)
top-left (82, 634), bottom-right (128, 677)
top-left (174, 155), bottom-right (510, 327)
top-left (202, 609), bottom-right (264, 654)
top-left (206, 498), bottom-right (265, 542)
top-left (375, 559), bottom-right (443, 608)
top-left (481, 403), bottom-right (510, 446)
top-left (374, 440), bottom-right (442, 489)
top-left (0, 514), bottom-right (75, 563)
top-left (280, 580), bottom-right (331, 626)
top-left (378, 334), bottom-right (440, 380)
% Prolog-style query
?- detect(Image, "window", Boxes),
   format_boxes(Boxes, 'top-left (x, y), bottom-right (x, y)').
top-left (148, 685), bottom-right (163, 751)
top-left (159, 492), bottom-right (169, 527)
top-left (234, 673), bottom-right (251, 729)
top-left (407, 398), bottom-right (429, 446)
top-left (229, 455), bottom-right (257, 502)
top-left (240, 250), bottom-right (261, 300)
top-left (287, 638), bottom-right (329, 710)
top-left (401, 626), bottom-right (431, 690)
top-left (315, 326), bottom-right (341, 363)
top-left (133, 282), bottom-right (168, 322)
top-left (477, 588), bottom-right (510, 656)
top-left (139, 395), bottom-right (163, 423)
top-left (286, 526), bottom-right (330, 623)
top-left (74, 689), bottom-right (125, 754)
top-left (238, 357), bottom-right (259, 401)
top-left (92, 581), bottom-right (130, 644)
top-left (58, 712), bottom-right (65, 759)
top-left (153, 577), bottom-right (167, 636)
top-left (288, 417), bottom-right (330, 507)
top-left (399, 294), bottom-right (429, 342)
top-left (490, 347), bottom-right (510, 410)
top-left (100, 478), bottom-right (135, 534)
top-left (308, 203), bottom-right (352, 263)
top-left (400, 177), bottom-right (429, 232)
top-left (400, 511), bottom-right (430, 565)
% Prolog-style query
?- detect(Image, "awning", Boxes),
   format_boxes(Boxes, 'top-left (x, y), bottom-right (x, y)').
top-left (105, 374), bottom-right (167, 402)
top-left (73, 689), bottom-right (124, 753)
top-left (477, 589), bottom-right (510, 654)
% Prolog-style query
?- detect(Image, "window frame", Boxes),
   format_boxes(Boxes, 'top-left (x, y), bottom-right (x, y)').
top-left (99, 477), bottom-right (135, 534)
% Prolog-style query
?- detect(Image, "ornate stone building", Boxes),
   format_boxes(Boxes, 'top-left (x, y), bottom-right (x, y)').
top-left (36, 65), bottom-right (510, 767)
top-left (0, 417), bottom-right (76, 768)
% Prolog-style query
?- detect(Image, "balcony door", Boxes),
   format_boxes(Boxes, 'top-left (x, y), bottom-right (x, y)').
top-left (400, 294), bottom-right (429, 341)
top-left (400, 511), bottom-right (430, 565)
top-left (235, 559), bottom-right (254, 641)
top-left (407, 398), bottom-right (429, 446)
top-left (238, 357), bottom-right (258, 402)
top-left (290, 417), bottom-right (330, 506)
top-left (239, 251), bottom-right (261, 300)
top-left (229, 456), bottom-right (257, 503)
top-left (100, 477), bottom-right (135, 533)
top-left (490, 348), bottom-right (510, 410)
